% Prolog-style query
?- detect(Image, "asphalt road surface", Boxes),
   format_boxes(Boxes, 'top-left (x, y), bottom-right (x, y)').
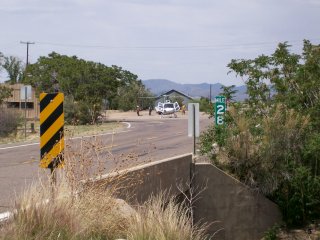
top-left (0, 113), bottom-right (212, 212)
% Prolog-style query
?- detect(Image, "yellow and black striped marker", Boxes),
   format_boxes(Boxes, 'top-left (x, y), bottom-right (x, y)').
top-left (40, 93), bottom-right (64, 169)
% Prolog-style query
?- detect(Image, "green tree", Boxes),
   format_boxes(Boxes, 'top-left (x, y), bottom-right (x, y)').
top-left (0, 52), bottom-right (4, 71)
top-left (228, 40), bottom-right (320, 124)
top-left (200, 40), bottom-right (320, 226)
top-left (25, 52), bottom-right (144, 123)
top-left (219, 85), bottom-right (238, 102)
top-left (191, 97), bottom-right (212, 114)
top-left (3, 56), bottom-right (24, 84)
top-left (0, 85), bottom-right (13, 104)
top-left (114, 80), bottom-right (154, 111)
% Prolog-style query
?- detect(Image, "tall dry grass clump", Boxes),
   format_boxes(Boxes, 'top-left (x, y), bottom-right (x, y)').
top-left (127, 193), bottom-right (209, 240)
top-left (1, 180), bottom-right (79, 240)
top-left (0, 179), bottom-right (136, 239)
top-left (0, 137), bottom-right (210, 239)
top-left (210, 104), bottom-right (309, 194)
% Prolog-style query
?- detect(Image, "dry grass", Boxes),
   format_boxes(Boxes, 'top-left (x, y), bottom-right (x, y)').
top-left (215, 104), bottom-right (310, 194)
top-left (127, 192), bottom-right (209, 240)
top-left (0, 136), bottom-right (209, 239)
top-left (0, 121), bottom-right (122, 144)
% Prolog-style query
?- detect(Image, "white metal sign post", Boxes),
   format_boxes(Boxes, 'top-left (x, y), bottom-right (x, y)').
top-left (20, 85), bottom-right (32, 139)
top-left (188, 103), bottom-right (199, 155)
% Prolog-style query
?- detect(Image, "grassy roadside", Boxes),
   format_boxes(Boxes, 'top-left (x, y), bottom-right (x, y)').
top-left (0, 121), bottom-right (123, 145)
top-left (0, 136), bottom-right (209, 239)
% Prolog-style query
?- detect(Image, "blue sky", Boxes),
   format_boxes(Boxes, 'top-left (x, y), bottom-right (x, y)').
top-left (0, 0), bottom-right (319, 85)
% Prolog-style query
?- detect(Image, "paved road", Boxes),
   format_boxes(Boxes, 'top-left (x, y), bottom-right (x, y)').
top-left (0, 114), bottom-right (212, 212)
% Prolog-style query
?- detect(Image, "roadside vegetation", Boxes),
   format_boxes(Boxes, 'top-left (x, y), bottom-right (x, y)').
top-left (0, 51), bottom-right (155, 126)
top-left (0, 138), bottom-right (209, 240)
top-left (200, 40), bottom-right (320, 229)
top-left (0, 50), bottom-right (155, 145)
top-left (0, 120), bottom-right (123, 144)
top-left (24, 52), bottom-right (154, 124)
top-left (0, 108), bottom-right (22, 139)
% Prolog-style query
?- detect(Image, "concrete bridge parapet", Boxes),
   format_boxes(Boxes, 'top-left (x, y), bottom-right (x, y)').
top-left (90, 154), bottom-right (282, 239)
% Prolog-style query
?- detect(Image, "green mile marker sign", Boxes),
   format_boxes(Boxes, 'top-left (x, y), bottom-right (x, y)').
top-left (214, 95), bottom-right (226, 125)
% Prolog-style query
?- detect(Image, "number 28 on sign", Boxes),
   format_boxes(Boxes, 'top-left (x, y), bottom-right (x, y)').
top-left (214, 96), bottom-right (226, 125)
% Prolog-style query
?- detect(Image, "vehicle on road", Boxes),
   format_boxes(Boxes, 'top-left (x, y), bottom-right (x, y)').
top-left (155, 100), bottom-right (180, 117)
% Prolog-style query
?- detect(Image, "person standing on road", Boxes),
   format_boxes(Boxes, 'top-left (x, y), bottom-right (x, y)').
top-left (136, 106), bottom-right (140, 116)
top-left (149, 105), bottom-right (152, 116)
top-left (181, 105), bottom-right (186, 115)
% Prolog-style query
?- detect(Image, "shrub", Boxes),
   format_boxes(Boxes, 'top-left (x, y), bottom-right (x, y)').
top-left (0, 107), bottom-right (22, 137)
top-left (199, 103), bottom-right (320, 227)
top-left (200, 105), bottom-right (310, 194)
top-left (64, 96), bottom-right (101, 125)
top-left (272, 166), bottom-right (320, 227)
top-left (263, 224), bottom-right (280, 240)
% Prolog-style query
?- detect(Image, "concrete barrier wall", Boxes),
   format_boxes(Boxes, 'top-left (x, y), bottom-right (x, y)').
top-left (194, 163), bottom-right (282, 240)
top-left (90, 155), bottom-right (282, 239)
top-left (91, 153), bottom-right (193, 204)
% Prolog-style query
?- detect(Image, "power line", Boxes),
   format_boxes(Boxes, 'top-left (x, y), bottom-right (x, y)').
top-left (20, 41), bottom-right (35, 66)
top-left (35, 38), bottom-right (320, 50)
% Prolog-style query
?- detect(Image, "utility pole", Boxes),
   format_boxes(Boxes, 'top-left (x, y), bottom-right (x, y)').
top-left (20, 41), bottom-right (34, 139)
top-left (20, 41), bottom-right (35, 67)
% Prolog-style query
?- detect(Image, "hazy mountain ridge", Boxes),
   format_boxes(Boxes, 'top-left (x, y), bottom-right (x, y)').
top-left (143, 79), bottom-right (247, 101)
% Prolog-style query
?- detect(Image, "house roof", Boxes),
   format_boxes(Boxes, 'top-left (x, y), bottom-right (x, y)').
top-left (156, 89), bottom-right (193, 100)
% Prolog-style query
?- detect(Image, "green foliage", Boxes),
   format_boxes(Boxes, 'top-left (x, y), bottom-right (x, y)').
top-left (263, 224), bottom-right (280, 240)
top-left (199, 124), bottom-right (216, 155)
top-left (219, 85), bottom-right (237, 102)
top-left (191, 97), bottom-right (213, 114)
top-left (64, 95), bottom-right (78, 124)
top-left (0, 108), bottom-right (22, 137)
top-left (228, 40), bottom-right (320, 128)
top-left (0, 51), bottom-right (3, 70)
top-left (25, 52), bottom-right (147, 123)
top-left (2, 55), bottom-right (24, 84)
top-left (200, 40), bottom-right (320, 227)
top-left (199, 124), bottom-right (229, 165)
top-left (114, 80), bottom-right (154, 111)
top-left (303, 133), bottom-right (320, 177)
top-left (273, 166), bottom-right (320, 227)
top-left (64, 96), bottom-right (96, 125)
top-left (0, 85), bottom-right (13, 104)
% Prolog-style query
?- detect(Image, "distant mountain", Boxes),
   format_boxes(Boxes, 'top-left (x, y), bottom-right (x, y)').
top-left (142, 79), bottom-right (247, 101)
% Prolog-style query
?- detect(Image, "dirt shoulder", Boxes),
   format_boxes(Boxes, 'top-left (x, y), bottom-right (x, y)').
top-left (105, 110), bottom-right (209, 121)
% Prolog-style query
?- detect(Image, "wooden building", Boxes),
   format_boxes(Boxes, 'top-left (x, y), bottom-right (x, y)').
top-left (1, 83), bottom-right (40, 119)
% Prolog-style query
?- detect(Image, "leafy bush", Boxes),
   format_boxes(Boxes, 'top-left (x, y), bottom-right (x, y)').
top-left (64, 96), bottom-right (101, 125)
top-left (263, 224), bottom-right (280, 240)
top-left (191, 97), bottom-right (213, 114)
top-left (199, 103), bottom-right (320, 227)
top-left (198, 40), bottom-right (320, 228)
top-left (0, 108), bottom-right (21, 137)
top-left (272, 166), bottom-right (320, 227)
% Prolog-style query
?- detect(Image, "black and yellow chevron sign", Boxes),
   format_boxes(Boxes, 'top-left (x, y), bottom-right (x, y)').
top-left (40, 93), bottom-right (64, 169)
